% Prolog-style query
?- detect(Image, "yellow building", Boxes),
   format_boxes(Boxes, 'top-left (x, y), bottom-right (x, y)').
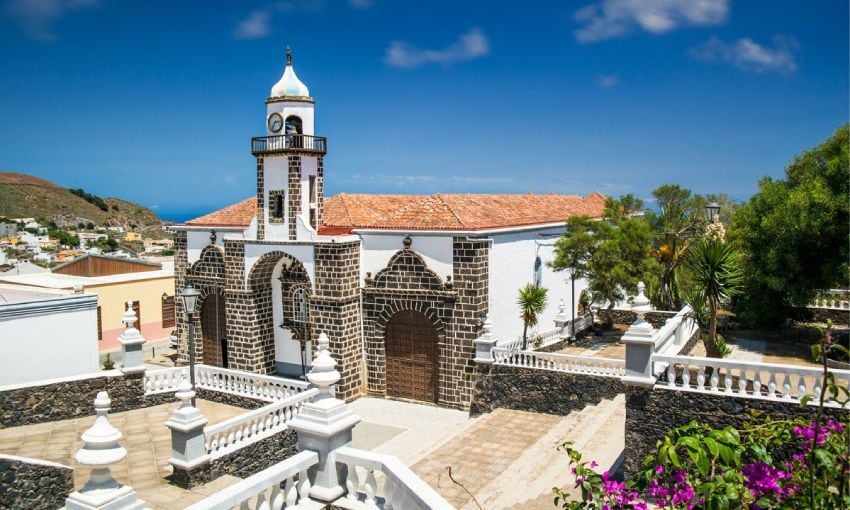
top-left (125, 231), bottom-right (142, 242)
top-left (0, 256), bottom-right (175, 352)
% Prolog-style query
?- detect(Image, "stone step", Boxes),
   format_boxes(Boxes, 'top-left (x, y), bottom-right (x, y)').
top-left (473, 394), bottom-right (625, 510)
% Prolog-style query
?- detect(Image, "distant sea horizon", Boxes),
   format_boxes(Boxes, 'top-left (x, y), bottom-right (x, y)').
top-left (156, 209), bottom-right (212, 224)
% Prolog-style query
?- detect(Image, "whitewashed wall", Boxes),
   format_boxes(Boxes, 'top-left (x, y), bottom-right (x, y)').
top-left (487, 228), bottom-right (589, 342)
top-left (186, 229), bottom-right (231, 265)
top-left (263, 157), bottom-right (290, 241)
top-left (359, 234), bottom-right (453, 285)
top-left (271, 259), bottom-right (312, 377)
top-left (0, 293), bottom-right (99, 385)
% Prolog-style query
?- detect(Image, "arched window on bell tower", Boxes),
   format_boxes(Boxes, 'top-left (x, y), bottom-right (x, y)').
top-left (285, 115), bottom-right (303, 148)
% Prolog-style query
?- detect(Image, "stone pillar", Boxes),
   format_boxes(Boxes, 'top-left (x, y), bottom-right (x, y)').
top-left (621, 282), bottom-right (657, 388)
top-left (65, 392), bottom-right (147, 510)
top-left (288, 333), bottom-right (361, 502)
top-left (165, 377), bottom-right (209, 473)
top-left (554, 298), bottom-right (569, 341)
top-left (473, 314), bottom-right (498, 364)
top-left (118, 302), bottom-right (146, 375)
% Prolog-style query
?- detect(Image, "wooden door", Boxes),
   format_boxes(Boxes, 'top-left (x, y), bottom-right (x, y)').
top-left (201, 293), bottom-right (227, 367)
top-left (385, 310), bottom-right (437, 403)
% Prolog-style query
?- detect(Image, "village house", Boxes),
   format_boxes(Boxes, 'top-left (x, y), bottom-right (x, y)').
top-left (172, 50), bottom-right (604, 408)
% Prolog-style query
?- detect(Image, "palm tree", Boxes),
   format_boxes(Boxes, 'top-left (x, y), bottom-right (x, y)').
top-left (686, 239), bottom-right (744, 357)
top-left (518, 284), bottom-right (548, 350)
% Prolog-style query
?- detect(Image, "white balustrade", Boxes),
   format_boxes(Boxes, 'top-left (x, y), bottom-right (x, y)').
top-left (654, 354), bottom-right (850, 407)
top-left (809, 289), bottom-right (850, 310)
top-left (652, 305), bottom-right (698, 356)
top-left (204, 388), bottom-right (319, 459)
top-left (143, 366), bottom-right (188, 394)
top-left (495, 313), bottom-right (594, 352)
top-left (492, 348), bottom-right (625, 377)
top-left (195, 365), bottom-right (310, 402)
top-left (336, 446), bottom-right (453, 510)
top-left (184, 451), bottom-right (319, 510)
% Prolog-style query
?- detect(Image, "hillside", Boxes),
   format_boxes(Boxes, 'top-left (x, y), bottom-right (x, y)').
top-left (0, 172), bottom-right (162, 229)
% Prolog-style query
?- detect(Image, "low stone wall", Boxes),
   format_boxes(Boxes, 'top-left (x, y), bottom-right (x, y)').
top-left (195, 388), bottom-right (267, 410)
top-left (624, 387), bottom-right (846, 475)
top-left (0, 454), bottom-right (74, 510)
top-left (170, 429), bottom-right (299, 489)
top-left (807, 307), bottom-right (850, 325)
top-left (0, 371), bottom-right (177, 428)
top-left (609, 310), bottom-right (677, 328)
top-left (676, 325), bottom-right (702, 356)
top-left (470, 364), bottom-right (625, 416)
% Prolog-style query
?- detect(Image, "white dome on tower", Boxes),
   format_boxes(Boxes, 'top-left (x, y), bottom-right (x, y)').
top-left (270, 47), bottom-right (310, 98)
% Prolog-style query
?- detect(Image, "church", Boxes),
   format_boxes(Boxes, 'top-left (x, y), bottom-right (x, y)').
top-left (172, 49), bottom-right (605, 409)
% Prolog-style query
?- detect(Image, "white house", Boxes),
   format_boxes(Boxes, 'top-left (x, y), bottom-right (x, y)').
top-left (0, 284), bottom-right (100, 385)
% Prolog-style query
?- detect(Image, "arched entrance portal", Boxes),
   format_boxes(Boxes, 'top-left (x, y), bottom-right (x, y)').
top-left (201, 293), bottom-right (228, 368)
top-left (384, 310), bottom-right (437, 403)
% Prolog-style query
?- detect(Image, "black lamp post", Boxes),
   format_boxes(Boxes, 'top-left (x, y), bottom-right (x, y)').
top-left (180, 285), bottom-right (201, 407)
top-left (706, 202), bottom-right (721, 223)
top-left (570, 267), bottom-right (577, 343)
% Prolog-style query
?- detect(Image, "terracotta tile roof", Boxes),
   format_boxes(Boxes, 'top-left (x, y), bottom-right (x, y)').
top-left (185, 197), bottom-right (257, 227)
top-left (321, 192), bottom-right (606, 232)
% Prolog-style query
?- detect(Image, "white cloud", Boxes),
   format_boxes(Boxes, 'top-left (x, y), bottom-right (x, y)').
top-left (573, 0), bottom-right (728, 43)
top-left (596, 74), bottom-right (620, 88)
top-left (690, 36), bottom-right (799, 74)
top-left (385, 27), bottom-right (490, 68)
top-left (234, 10), bottom-right (272, 40)
top-left (3, 0), bottom-right (100, 41)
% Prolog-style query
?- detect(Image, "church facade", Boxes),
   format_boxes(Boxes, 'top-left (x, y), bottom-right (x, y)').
top-left (172, 50), bottom-right (605, 408)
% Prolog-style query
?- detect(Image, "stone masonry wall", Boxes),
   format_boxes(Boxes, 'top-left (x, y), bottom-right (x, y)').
top-left (171, 428), bottom-right (298, 489)
top-left (624, 387), bottom-right (847, 475)
top-left (312, 241), bottom-right (363, 401)
top-left (256, 156), bottom-right (265, 240)
top-left (0, 372), bottom-right (173, 428)
top-left (470, 364), bottom-right (625, 416)
top-left (609, 310), bottom-right (678, 328)
top-left (0, 455), bottom-right (73, 510)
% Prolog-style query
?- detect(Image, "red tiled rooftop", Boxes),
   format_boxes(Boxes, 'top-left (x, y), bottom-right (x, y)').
top-left (187, 192), bottom-right (607, 232)
top-left (185, 197), bottom-right (256, 227)
top-left (322, 192), bottom-right (607, 232)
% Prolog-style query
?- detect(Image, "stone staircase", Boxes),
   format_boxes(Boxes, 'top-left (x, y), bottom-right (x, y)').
top-left (409, 394), bottom-right (625, 510)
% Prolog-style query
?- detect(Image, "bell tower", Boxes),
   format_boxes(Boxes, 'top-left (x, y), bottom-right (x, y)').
top-left (252, 47), bottom-right (326, 241)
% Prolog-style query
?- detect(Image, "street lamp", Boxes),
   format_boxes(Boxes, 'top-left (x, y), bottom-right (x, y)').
top-left (705, 202), bottom-right (721, 223)
top-left (569, 267), bottom-right (577, 343)
top-left (180, 285), bottom-right (201, 406)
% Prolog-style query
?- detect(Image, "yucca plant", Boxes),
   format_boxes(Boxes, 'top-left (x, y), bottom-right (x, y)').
top-left (518, 283), bottom-right (548, 350)
top-left (686, 239), bottom-right (744, 357)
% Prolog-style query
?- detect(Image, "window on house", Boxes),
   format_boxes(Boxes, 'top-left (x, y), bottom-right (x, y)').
top-left (161, 294), bottom-right (175, 329)
top-left (269, 190), bottom-right (285, 222)
top-left (293, 287), bottom-right (309, 326)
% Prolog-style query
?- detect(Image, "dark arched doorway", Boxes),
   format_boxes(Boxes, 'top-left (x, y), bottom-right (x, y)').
top-left (201, 293), bottom-right (228, 368)
top-left (384, 310), bottom-right (437, 403)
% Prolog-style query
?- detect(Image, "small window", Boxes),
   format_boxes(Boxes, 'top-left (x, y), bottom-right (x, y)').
top-left (293, 287), bottom-right (309, 326)
top-left (533, 256), bottom-right (543, 287)
top-left (285, 116), bottom-right (303, 135)
top-left (269, 190), bottom-right (285, 222)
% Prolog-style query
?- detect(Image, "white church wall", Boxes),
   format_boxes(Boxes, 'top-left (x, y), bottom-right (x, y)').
top-left (0, 293), bottom-right (99, 386)
top-left (359, 234), bottom-right (453, 284)
top-left (487, 228), bottom-right (589, 343)
top-left (263, 156), bottom-right (290, 241)
top-left (243, 242), bottom-right (315, 289)
top-left (186, 230), bottom-right (228, 265)
top-left (271, 258), bottom-right (312, 377)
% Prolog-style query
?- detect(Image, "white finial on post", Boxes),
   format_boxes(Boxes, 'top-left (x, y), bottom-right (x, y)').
top-left (65, 392), bottom-right (147, 510)
top-left (474, 314), bottom-right (498, 363)
top-left (554, 298), bottom-right (570, 341)
top-left (307, 333), bottom-right (340, 400)
top-left (118, 301), bottom-right (146, 374)
top-left (621, 282), bottom-right (657, 388)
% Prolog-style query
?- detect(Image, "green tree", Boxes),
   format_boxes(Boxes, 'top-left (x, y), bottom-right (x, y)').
top-left (686, 238), bottom-right (744, 357)
top-left (731, 124), bottom-right (850, 327)
top-left (645, 184), bottom-right (705, 311)
top-left (553, 195), bottom-right (657, 329)
top-left (517, 284), bottom-right (548, 350)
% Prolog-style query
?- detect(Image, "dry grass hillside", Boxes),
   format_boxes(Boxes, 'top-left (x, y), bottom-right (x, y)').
top-left (0, 172), bottom-right (162, 229)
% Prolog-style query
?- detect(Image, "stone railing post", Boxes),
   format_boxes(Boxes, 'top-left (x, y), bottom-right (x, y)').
top-left (288, 333), bottom-right (361, 502)
top-left (621, 282), bottom-right (657, 388)
top-left (473, 314), bottom-right (498, 364)
top-left (65, 392), bottom-right (147, 510)
top-left (553, 299), bottom-right (569, 341)
top-left (165, 376), bottom-right (209, 475)
top-left (118, 301), bottom-right (146, 375)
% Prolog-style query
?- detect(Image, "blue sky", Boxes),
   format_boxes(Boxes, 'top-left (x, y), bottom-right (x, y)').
top-left (0, 0), bottom-right (846, 220)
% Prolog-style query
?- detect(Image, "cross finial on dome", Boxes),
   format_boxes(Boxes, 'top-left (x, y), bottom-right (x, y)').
top-left (286, 46), bottom-right (292, 66)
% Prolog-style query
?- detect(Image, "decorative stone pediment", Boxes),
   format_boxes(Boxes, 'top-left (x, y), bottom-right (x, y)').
top-left (372, 249), bottom-right (444, 291)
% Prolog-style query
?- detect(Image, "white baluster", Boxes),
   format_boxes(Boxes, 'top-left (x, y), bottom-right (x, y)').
top-left (768, 373), bottom-right (777, 399)
top-left (666, 365), bottom-right (675, 387)
top-left (681, 366), bottom-right (690, 387)
top-left (345, 463), bottom-right (360, 502)
top-left (738, 371), bottom-right (747, 394)
top-left (383, 478), bottom-right (396, 510)
top-left (724, 370), bottom-right (733, 394)
top-left (364, 469), bottom-right (378, 507)
top-left (284, 476), bottom-right (297, 506)
top-left (270, 484), bottom-right (284, 510)
top-left (697, 366), bottom-right (706, 389)
top-left (297, 468), bottom-right (311, 503)
top-left (710, 368), bottom-right (719, 391)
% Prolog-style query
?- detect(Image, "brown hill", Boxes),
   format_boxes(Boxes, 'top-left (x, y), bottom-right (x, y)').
top-left (0, 171), bottom-right (162, 229)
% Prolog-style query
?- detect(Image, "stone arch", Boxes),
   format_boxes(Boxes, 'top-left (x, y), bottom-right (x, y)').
top-left (188, 245), bottom-right (225, 283)
top-left (372, 249), bottom-right (445, 291)
top-left (247, 251), bottom-right (310, 291)
top-left (375, 299), bottom-right (446, 338)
